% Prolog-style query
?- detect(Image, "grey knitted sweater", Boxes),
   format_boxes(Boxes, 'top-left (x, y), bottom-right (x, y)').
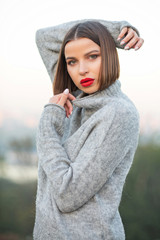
top-left (34, 20), bottom-right (140, 240)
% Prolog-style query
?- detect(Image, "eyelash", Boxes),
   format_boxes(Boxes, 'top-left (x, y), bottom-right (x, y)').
top-left (67, 60), bottom-right (76, 66)
top-left (67, 54), bottom-right (99, 66)
top-left (89, 54), bottom-right (99, 59)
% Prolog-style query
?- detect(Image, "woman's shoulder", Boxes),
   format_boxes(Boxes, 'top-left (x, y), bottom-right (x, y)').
top-left (100, 93), bottom-right (139, 128)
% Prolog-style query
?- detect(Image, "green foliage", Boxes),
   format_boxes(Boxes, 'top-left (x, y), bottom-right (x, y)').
top-left (120, 144), bottom-right (160, 240)
top-left (9, 138), bottom-right (34, 153)
top-left (0, 154), bottom-right (5, 162)
top-left (0, 179), bottom-right (37, 239)
top-left (8, 137), bottom-right (37, 166)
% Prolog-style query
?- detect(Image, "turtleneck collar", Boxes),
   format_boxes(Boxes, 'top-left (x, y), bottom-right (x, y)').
top-left (72, 80), bottom-right (122, 109)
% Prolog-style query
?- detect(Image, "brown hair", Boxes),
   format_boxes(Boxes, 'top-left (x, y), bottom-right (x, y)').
top-left (53, 21), bottom-right (120, 94)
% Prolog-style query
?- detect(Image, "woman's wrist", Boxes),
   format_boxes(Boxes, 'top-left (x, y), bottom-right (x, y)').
top-left (48, 89), bottom-right (76, 118)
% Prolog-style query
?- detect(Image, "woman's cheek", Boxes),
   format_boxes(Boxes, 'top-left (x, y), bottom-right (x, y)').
top-left (68, 68), bottom-right (77, 81)
top-left (67, 66), bottom-right (74, 78)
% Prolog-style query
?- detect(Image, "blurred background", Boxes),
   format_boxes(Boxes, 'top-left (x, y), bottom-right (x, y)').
top-left (0, 0), bottom-right (160, 239)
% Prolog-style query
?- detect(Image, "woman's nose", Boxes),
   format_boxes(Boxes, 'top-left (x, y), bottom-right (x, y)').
top-left (79, 61), bottom-right (88, 75)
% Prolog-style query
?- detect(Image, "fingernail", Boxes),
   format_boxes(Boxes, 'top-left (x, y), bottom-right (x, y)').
top-left (135, 46), bottom-right (139, 50)
top-left (64, 88), bottom-right (69, 95)
top-left (120, 41), bottom-right (125, 45)
top-left (124, 46), bottom-right (129, 50)
top-left (117, 37), bottom-right (121, 41)
top-left (70, 111), bottom-right (72, 115)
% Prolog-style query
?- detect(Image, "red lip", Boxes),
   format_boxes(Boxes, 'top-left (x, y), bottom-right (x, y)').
top-left (80, 78), bottom-right (94, 83)
top-left (80, 78), bottom-right (95, 87)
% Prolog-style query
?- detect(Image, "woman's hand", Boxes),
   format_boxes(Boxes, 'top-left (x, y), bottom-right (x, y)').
top-left (49, 89), bottom-right (76, 118)
top-left (117, 27), bottom-right (144, 51)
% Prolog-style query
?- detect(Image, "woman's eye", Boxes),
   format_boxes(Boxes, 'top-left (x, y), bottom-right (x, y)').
top-left (67, 60), bottom-right (76, 66)
top-left (89, 55), bottom-right (98, 59)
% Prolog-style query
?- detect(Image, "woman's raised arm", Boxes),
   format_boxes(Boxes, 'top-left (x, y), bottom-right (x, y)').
top-left (35, 19), bottom-right (142, 82)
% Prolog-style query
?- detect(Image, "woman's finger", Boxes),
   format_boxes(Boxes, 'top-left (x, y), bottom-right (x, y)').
top-left (58, 89), bottom-right (69, 107)
top-left (124, 37), bottom-right (144, 50)
top-left (48, 90), bottom-right (76, 116)
top-left (66, 99), bottom-right (73, 115)
top-left (68, 93), bottom-right (76, 101)
top-left (134, 38), bottom-right (144, 50)
top-left (124, 36), bottom-right (139, 50)
top-left (117, 27), bottom-right (128, 40)
top-left (64, 104), bottom-right (70, 118)
top-left (120, 28), bottom-right (135, 46)
top-left (64, 105), bottom-right (69, 118)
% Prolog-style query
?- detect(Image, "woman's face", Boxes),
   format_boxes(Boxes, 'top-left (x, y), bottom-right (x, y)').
top-left (65, 38), bottom-right (101, 94)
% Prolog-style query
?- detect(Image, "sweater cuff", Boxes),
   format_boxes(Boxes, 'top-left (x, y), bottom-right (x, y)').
top-left (44, 103), bottom-right (65, 111)
top-left (43, 103), bottom-right (66, 136)
top-left (120, 21), bottom-right (140, 36)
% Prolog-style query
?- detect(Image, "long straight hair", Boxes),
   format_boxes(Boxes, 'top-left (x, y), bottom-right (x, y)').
top-left (53, 21), bottom-right (120, 94)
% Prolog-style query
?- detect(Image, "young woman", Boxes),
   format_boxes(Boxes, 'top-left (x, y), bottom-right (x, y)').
top-left (34, 19), bottom-right (144, 240)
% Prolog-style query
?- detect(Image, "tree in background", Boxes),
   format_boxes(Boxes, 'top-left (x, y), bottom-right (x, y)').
top-left (120, 143), bottom-right (160, 240)
top-left (0, 143), bottom-right (160, 239)
top-left (9, 137), bottom-right (37, 166)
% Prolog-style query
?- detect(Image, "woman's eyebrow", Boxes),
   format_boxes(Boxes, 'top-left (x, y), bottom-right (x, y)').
top-left (65, 56), bottom-right (76, 60)
top-left (84, 50), bottom-right (100, 56)
top-left (65, 50), bottom-right (100, 60)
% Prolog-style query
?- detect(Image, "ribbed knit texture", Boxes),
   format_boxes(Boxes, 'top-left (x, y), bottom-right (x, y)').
top-left (33, 80), bottom-right (139, 240)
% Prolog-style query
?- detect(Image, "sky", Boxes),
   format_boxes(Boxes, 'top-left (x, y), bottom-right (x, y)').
top-left (0, 0), bottom-right (160, 134)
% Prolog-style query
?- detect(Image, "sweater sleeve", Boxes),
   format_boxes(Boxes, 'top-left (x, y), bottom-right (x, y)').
top-left (35, 19), bottom-right (140, 82)
top-left (37, 103), bottom-right (139, 213)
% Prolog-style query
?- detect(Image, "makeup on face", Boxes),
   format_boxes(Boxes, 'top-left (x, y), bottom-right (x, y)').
top-left (65, 38), bottom-right (101, 94)
top-left (80, 78), bottom-right (95, 87)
